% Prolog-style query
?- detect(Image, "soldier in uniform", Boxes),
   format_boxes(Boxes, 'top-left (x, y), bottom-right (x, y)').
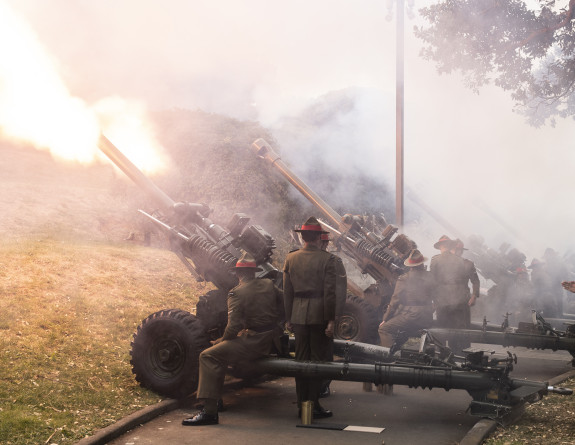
top-left (182, 253), bottom-right (284, 426)
top-left (319, 232), bottom-right (347, 398)
top-left (284, 216), bottom-right (337, 418)
top-left (529, 258), bottom-right (554, 316)
top-left (430, 235), bottom-right (476, 353)
top-left (543, 248), bottom-right (569, 317)
top-left (451, 239), bottom-right (480, 328)
top-left (378, 249), bottom-right (435, 349)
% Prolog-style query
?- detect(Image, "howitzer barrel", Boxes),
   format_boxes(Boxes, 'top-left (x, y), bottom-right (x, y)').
top-left (254, 358), bottom-right (526, 393)
top-left (98, 134), bottom-right (175, 209)
top-left (428, 328), bottom-right (575, 356)
top-left (251, 138), bottom-right (342, 228)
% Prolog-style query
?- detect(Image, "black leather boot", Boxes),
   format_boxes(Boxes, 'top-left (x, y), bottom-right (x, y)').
top-left (182, 410), bottom-right (219, 426)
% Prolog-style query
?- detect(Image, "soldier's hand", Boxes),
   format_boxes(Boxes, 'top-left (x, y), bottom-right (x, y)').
top-left (285, 321), bottom-right (293, 333)
top-left (211, 337), bottom-right (223, 345)
top-left (468, 295), bottom-right (477, 307)
top-left (561, 281), bottom-right (575, 293)
top-left (325, 320), bottom-right (335, 338)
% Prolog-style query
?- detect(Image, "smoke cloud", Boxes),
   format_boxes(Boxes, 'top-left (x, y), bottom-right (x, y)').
top-left (2, 0), bottom-right (575, 266)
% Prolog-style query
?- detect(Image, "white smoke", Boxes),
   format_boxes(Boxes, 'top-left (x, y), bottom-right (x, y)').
top-left (3, 0), bottom-right (575, 263)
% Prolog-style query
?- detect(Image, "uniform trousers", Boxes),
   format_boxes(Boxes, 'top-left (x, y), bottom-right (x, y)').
top-left (292, 323), bottom-right (330, 407)
top-left (197, 331), bottom-right (274, 401)
top-left (378, 306), bottom-right (432, 348)
top-left (436, 303), bottom-right (471, 352)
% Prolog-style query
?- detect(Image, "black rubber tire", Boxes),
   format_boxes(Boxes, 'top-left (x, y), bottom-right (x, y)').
top-left (130, 309), bottom-right (210, 399)
top-left (335, 295), bottom-right (380, 344)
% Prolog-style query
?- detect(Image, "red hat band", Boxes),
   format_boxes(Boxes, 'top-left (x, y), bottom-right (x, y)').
top-left (235, 260), bottom-right (258, 268)
top-left (301, 224), bottom-right (323, 231)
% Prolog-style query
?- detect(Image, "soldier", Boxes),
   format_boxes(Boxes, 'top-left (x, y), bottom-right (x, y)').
top-left (182, 253), bottom-right (284, 426)
top-left (378, 249), bottom-right (435, 349)
top-left (543, 248), bottom-right (569, 317)
top-left (529, 258), bottom-right (555, 316)
top-left (451, 239), bottom-right (480, 328)
top-left (284, 216), bottom-right (337, 419)
top-left (430, 235), bottom-right (475, 353)
top-left (319, 232), bottom-right (347, 398)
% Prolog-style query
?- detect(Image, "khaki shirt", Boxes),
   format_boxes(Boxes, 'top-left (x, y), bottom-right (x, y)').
top-left (430, 251), bottom-right (469, 306)
top-left (222, 278), bottom-right (284, 341)
top-left (283, 245), bottom-right (337, 324)
top-left (382, 268), bottom-right (435, 322)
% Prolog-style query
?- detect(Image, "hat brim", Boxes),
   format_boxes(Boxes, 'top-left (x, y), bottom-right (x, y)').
top-left (404, 257), bottom-right (427, 267)
top-left (433, 240), bottom-right (452, 249)
top-left (293, 228), bottom-right (329, 234)
top-left (230, 265), bottom-right (263, 272)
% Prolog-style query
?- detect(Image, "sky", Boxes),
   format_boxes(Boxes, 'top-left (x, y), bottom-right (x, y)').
top-left (1, 0), bottom-right (574, 263)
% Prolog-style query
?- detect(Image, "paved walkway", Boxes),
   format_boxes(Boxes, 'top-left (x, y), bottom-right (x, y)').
top-left (80, 347), bottom-right (575, 445)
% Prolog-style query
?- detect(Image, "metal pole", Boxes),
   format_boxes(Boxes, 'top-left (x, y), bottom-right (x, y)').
top-left (395, 0), bottom-right (405, 227)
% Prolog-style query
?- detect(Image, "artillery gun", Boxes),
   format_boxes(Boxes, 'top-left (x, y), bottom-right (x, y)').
top-left (250, 139), bottom-right (575, 364)
top-left (98, 134), bottom-right (281, 397)
top-left (251, 138), bottom-right (417, 343)
top-left (98, 135), bottom-right (572, 422)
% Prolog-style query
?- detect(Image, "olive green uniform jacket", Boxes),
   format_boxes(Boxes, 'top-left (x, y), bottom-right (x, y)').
top-left (283, 244), bottom-right (337, 406)
top-left (430, 251), bottom-right (478, 331)
top-left (378, 268), bottom-right (435, 347)
top-left (283, 245), bottom-right (337, 325)
top-left (197, 278), bottom-right (283, 401)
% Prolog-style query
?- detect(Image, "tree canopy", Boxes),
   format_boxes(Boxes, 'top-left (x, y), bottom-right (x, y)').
top-left (415, 0), bottom-right (575, 126)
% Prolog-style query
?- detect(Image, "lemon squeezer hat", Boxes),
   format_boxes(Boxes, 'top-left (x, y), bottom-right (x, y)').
top-left (434, 234), bottom-right (454, 250)
top-left (294, 216), bottom-right (329, 234)
top-left (232, 252), bottom-right (263, 272)
top-left (404, 249), bottom-right (427, 267)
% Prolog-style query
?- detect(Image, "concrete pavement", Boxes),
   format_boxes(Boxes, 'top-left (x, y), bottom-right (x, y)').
top-left (77, 346), bottom-right (575, 445)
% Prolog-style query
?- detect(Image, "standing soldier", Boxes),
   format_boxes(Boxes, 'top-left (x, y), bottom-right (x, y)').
top-left (319, 232), bottom-right (347, 398)
top-left (451, 239), bottom-right (480, 328)
top-left (529, 258), bottom-right (554, 316)
top-left (430, 235), bottom-right (474, 353)
top-left (543, 248), bottom-right (569, 317)
top-left (182, 253), bottom-right (284, 426)
top-left (378, 249), bottom-right (435, 349)
top-left (284, 217), bottom-right (337, 419)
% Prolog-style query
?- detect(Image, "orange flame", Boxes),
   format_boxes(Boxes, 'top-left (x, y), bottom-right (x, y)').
top-left (0, 1), bottom-right (166, 174)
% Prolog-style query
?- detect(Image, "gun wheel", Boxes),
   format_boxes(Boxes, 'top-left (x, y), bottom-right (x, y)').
top-left (130, 309), bottom-right (210, 399)
top-left (335, 295), bottom-right (379, 344)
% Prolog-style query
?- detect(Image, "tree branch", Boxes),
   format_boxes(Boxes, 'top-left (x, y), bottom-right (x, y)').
top-left (507, 0), bottom-right (575, 50)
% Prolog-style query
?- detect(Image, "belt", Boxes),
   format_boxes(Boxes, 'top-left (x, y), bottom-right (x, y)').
top-left (294, 290), bottom-right (322, 299)
top-left (246, 323), bottom-right (277, 333)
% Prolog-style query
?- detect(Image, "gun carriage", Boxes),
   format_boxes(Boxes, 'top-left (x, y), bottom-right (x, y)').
top-left (250, 139), bottom-right (575, 365)
top-left (97, 135), bottom-right (571, 422)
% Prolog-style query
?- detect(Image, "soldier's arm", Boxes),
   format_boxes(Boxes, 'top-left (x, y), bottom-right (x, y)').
top-left (283, 259), bottom-right (294, 325)
top-left (222, 291), bottom-right (243, 340)
top-left (381, 279), bottom-right (403, 322)
top-left (323, 254), bottom-right (337, 322)
top-left (334, 256), bottom-right (347, 318)
top-left (469, 263), bottom-right (480, 299)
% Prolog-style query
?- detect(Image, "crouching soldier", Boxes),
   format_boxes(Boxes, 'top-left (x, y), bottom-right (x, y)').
top-left (378, 249), bottom-right (435, 349)
top-left (182, 253), bottom-right (284, 426)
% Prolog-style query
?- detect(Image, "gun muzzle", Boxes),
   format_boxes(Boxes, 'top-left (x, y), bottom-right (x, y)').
top-left (98, 134), bottom-right (175, 209)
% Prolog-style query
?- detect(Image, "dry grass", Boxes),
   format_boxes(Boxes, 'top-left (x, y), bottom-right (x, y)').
top-left (484, 376), bottom-right (575, 445)
top-left (0, 236), bottom-right (213, 445)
